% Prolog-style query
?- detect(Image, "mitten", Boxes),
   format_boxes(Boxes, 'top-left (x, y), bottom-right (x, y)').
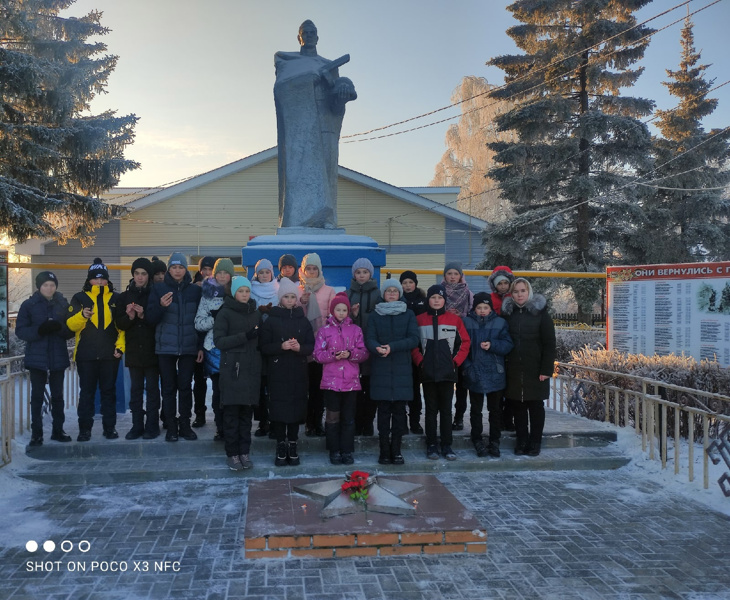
top-left (258, 303), bottom-right (272, 314)
top-left (38, 320), bottom-right (62, 336)
top-left (246, 326), bottom-right (259, 340)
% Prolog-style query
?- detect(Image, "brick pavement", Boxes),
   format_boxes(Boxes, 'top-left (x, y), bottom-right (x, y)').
top-left (1, 469), bottom-right (728, 599)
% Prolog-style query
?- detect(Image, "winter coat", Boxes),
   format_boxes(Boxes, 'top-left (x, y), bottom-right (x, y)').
top-left (114, 281), bottom-right (157, 368)
top-left (348, 278), bottom-right (382, 332)
top-left (412, 309), bottom-right (470, 384)
top-left (194, 277), bottom-right (226, 351)
top-left (501, 294), bottom-right (556, 402)
top-left (213, 296), bottom-right (262, 406)
top-left (146, 271), bottom-right (202, 356)
top-left (67, 285), bottom-right (125, 362)
top-left (402, 288), bottom-right (427, 316)
top-left (313, 315), bottom-right (369, 392)
top-left (366, 308), bottom-right (419, 401)
top-left (488, 266), bottom-right (515, 315)
top-left (462, 310), bottom-right (513, 394)
top-left (299, 282), bottom-right (336, 334)
top-left (16, 291), bottom-right (73, 371)
top-left (259, 305), bottom-right (314, 423)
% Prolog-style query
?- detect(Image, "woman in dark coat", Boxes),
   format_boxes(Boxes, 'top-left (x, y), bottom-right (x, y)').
top-left (501, 277), bottom-right (556, 456)
top-left (213, 277), bottom-right (262, 471)
top-left (366, 280), bottom-right (419, 465)
top-left (16, 271), bottom-right (74, 446)
top-left (114, 258), bottom-right (160, 440)
top-left (259, 278), bottom-right (314, 467)
top-left (399, 270), bottom-right (427, 434)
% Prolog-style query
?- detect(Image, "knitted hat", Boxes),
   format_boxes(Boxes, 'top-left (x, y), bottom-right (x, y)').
top-left (278, 254), bottom-right (298, 271)
top-left (399, 270), bottom-right (418, 285)
top-left (329, 291), bottom-right (351, 315)
top-left (381, 279), bottom-right (403, 298)
top-left (150, 256), bottom-right (167, 276)
top-left (277, 277), bottom-right (300, 301)
top-left (301, 253), bottom-right (322, 273)
top-left (444, 261), bottom-right (464, 278)
top-left (426, 284), bottom-right (446, 299)
top-left (131, 257), bottom-right (153, 277)
top-left (168, 252), bottom-right (188, 269)
top-left (87, 258), bottom-right (109, 282)
top-left (35, 271), bottom-right (58, 289)
top-left (198, 256), bottom-right (216, 271)
top-left (231, 276), bottom-right (251, 296)
top-left (351, 257), bottom-right (374, 277)
top-left (255, 258), bottom-right (274, 274)
top-left (214, 257), bottom-right (235, 278)
top-left (472, 292), bottom-right (493, 311)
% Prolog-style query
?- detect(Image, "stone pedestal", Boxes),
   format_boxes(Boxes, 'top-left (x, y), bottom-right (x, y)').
top-left (242, 232), bottom-right (386, 289)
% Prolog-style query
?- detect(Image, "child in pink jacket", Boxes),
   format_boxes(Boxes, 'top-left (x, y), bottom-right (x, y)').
top-left (313, 292), bottom-right (369, 465)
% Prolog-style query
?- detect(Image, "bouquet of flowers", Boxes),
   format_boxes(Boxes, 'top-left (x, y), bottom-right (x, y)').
top-left (341, 470), bottom-right (370, 505)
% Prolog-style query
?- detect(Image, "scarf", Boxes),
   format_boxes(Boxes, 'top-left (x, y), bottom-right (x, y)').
top-left (251, 279), bottom-right (279, 304)
top-left (374, 300), bottom-right (407, 316)
top-left (299, 269), bottom-right (326, 330)
top-left (443, 280), bottom-right (470, 316)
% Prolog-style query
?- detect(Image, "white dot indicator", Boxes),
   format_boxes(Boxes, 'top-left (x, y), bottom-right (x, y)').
top-left (26, 540), bottom-right (38, 552)
top-left (43, 540), bottom-right (55, 552)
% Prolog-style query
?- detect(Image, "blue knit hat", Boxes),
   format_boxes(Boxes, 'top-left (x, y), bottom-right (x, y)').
top-left (231, 276), bottom-right (251, 296)
top-left (381, 279), bottom-right (403, 298)
top-left (168, 252), bottom-right (188, 269)
top-left (255, 258), bottom-right (274, 275)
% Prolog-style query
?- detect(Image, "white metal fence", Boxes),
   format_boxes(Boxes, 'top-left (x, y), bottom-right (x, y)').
top-left (552, 362), bottom-right (730, 491)
top-left (0, 354), bottom-right (77, 467)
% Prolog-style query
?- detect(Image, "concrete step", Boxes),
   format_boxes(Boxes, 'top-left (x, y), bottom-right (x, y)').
top-left (19, 445), bottom-right (629, 485)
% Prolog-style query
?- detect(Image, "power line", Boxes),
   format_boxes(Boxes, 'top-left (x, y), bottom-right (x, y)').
top-left (342, 0), bottom-right (724, 144)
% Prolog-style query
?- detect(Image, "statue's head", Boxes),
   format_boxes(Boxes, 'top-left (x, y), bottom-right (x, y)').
top-left (298, 20), bottom-right (318, 50)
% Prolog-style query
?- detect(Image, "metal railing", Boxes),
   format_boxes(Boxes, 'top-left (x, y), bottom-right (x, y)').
top-left (0, 354), bottom-right (78, 467)
top-left (552, 362), bottom-right (730, 492)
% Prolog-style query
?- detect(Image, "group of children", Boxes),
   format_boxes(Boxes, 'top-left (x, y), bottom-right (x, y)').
top-left (20, 252), bottom-right (548, 470)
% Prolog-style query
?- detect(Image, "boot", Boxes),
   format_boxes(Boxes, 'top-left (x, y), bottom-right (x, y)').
top-left (474, 440), bottom-right (489, 457)
top-left (165, 418), bottom-right (179, 442)
top-left (77, 430), bottom-right (91, 442)
top-left (391, 436), bottom-right (404, 465)
top-left (254, 421), bottom-right (269, 438)
top-left (178, 419), bottom-right (198, 441)
top-left (29, 434), bottom-right (43, 447)
top-left (287, 441), bottom-right (300, 466)
top-left (514, 438), bottom-right (527, 455)
top-left (125, 413), bottom-right (145, 440)
top-left (143, 416), bottom-right (160, 440)
top-left (487, 440), bottom-right (501, 458)
top-left (50, 427), bottom-right (72, 443)
top-left (275, 442), bottom-right (288, 467)
top-left (378, 436), bottom-right (392, 465)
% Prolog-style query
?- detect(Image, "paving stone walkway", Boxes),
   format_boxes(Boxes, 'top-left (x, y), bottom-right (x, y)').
top-left (1, 467), bottom-right (728, 599)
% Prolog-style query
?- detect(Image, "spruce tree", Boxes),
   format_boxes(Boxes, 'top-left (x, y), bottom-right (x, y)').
top-left (481, 0), bottom-right (655, 316)
top-left (0, 0), bottom-right (139, 244)
top-left (627, 16), bottom-right (730, 264)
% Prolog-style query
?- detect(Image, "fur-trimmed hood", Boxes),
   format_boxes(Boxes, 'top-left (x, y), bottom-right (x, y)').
top-left (488, 266), bottom-right (515, 293)
top-left (501, 293), bottom-right (547, 316)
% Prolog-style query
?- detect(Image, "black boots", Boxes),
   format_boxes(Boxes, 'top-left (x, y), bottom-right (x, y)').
top-left (275, 441), bottom-right (288, 466)
top-left (378, 436), bottom-right (391, 465)
top-left (178, 420), bottom-right (198, 441)
top-left (165, 419), bottom-right (179, 442)
top-left (391, 436), bottom-right (404, 465)
top-left (287, 441), bottom-right (300, 466)
top-left (50, 428), bottom-right (72, 443)
top-left (29, 434), bottom-right (43, 447)
top-left (125, 413), bottom-right (145, 440)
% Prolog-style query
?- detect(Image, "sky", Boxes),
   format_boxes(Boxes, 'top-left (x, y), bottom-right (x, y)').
top-left (61, 0), bottom-right (730, 190)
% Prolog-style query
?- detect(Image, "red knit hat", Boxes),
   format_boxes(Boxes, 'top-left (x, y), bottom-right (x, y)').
top-left (329, 292), bottom-right (351, 315)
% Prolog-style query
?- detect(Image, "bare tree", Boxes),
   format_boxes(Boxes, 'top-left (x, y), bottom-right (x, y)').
top-left (430, 77), bottom-right (516, 222)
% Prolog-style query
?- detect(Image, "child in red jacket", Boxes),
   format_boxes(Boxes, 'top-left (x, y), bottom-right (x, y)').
top-left (411, 284), bottom-right (470, 461)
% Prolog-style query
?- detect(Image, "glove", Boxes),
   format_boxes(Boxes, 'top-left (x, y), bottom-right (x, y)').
top-left (38, 320), bottom-right (62, 336)
top-left (258, 303), bottom-right (272, 314)
top-left (246, 326), bottom-right (259, 340)
top-left (210, 308), bottom-right (220, 319)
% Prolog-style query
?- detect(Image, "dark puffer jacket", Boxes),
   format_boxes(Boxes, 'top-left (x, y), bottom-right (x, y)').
top-left (501, 294), bottom-right (556, 402)
top-left (366, 306), bottom-right (419, 401)
top-left (462, 310), bottom-right (513, 394)
top-left (114, 281), bottom-right (157, 368)
top-left (259, 305), bottom-right (314, 423)
top-left (402, 288), bottom-right (427, 316)
top-left (348, 279), bottom-right (382, 331)
top-left (213, 296), bottom-right (262, 406)
top-left (146, 271), bottom-right (202, 356)
top-left (16, 291), bottom-right (73, 371)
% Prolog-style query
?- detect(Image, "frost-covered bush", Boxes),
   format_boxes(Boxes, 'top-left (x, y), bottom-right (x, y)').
top-left (561, 348), bottom-right (730, 439)
top-left (555, 328), bottom-right (605, 362)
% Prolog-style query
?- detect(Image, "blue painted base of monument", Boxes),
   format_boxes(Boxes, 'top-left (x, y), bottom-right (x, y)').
top-left (242, 233), bottom-right (386, 290)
